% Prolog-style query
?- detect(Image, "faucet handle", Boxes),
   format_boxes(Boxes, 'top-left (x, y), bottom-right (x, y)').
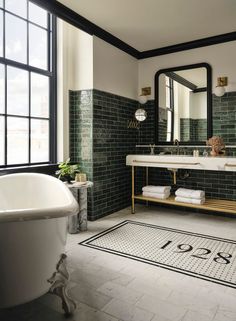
top-left (150, 144), bottom-right (155, 155)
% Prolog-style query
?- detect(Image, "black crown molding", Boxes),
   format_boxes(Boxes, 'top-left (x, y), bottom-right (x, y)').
top-left (31, 0), bottom-right (236, 60)
top-left (139, 32), bottom-right (236, 59)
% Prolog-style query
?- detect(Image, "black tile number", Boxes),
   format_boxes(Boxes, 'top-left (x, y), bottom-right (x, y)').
top-left (160, 241), bottom-right (232, 265)
top-left (191, 248), bottom-right (211, 259)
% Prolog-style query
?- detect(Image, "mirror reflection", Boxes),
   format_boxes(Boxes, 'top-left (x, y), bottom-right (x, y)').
top-left (157, 64), bottom-right (211, 144)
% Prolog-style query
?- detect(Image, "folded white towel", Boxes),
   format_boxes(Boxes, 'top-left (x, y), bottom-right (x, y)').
top-left (142, 185), bottom-right (171, 194)
top-left (143, 191), bottom-right (170, 199)
top-left (175, 196), bottom-right (205, 205)
top-left (175, 188), bottom-right (205, 199)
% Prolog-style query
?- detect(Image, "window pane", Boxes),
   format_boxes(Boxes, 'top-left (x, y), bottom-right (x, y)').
top-left (166, 87), bottom-right (170, 108)
top-left (5, 0), bottom-right (27, 18)
top-left (0, 11), bottom-right (3, 57)
top-left (167, 110), bottom-right (172, 133)
top-left (0, 1), bottom-right (3, 8)
top-left (31, 73), bottom-right (49, 118)
top-left (29, 2), bottom-right (48, 28)
top-left (7, 117), bottom-right (29, 164)
top-left (7, 66), bottom-right (29, 115)
top-left (0, 116), bottom-right (4, 165)
top-left (31, 119), bottom-right (49, 163)
top-left (29, 24), bottom-right (47, 69)
top-left (5, 13), bottom-right (27, 63)
top-left (0, 64), bottom-right (4, 113)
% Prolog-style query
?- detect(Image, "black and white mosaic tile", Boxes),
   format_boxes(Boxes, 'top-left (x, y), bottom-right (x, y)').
top-left (80, 220), bottom-right (236, 288)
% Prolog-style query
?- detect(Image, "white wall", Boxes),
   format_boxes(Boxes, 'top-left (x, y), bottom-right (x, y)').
top-left (57, 23), bottom-right (138, 161)
top-left (57, 19), bottom-right (93, 161)
top-left (190, 92), bottom-right (207, 119)
top-left (138, 41), bottom-right (236, 100)
top-left (93, 37), bottom-right (138, 100)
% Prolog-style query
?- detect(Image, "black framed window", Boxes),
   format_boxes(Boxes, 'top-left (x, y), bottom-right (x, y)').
top-left (0, 0), bottom-right (56, 168)
top-left (165, 77), bottom-right (174, 141)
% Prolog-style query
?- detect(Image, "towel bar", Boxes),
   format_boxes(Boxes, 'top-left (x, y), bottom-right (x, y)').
top-left (133, 160), bottom-right (200, 166)
top-left (225, 163), bottom-right (236, 167)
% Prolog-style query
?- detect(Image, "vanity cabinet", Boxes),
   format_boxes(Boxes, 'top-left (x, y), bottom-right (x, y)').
top-left (126, 155), bottom-right (236, 215)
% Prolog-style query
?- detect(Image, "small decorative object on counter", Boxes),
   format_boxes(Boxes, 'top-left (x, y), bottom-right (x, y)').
top-left (206, 136), bottom-right (225, 157)
top-left (55, 158), bottom-right (80, 183)
top-left (75, 173), bottom-right (87, 182)
top-left (193, 149), bottom-right (199, 157)
top-left (202, 149), bottom-right (208, 157)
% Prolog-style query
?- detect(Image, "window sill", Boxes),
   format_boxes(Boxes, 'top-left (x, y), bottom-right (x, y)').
top-left (0, 164), bottom-right (58, 176)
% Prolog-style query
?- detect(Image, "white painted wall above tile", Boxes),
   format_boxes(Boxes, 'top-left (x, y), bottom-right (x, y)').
top-left (138, 41), bottom-right (236, 99)
top-left (93, 37), bottom-right (138, 100)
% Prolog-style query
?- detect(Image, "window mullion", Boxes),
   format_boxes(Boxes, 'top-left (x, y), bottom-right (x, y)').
top-left (47, 12), bottom-right (50, 72)
top-left (27, 0), bottom-right (31, 164)
top-left (3, 1), bottom-right (5, 58)
top-left (28, 72), bottom-right (31, 164)
top-left (27, 0), bottom-right (29, 65)
top-left (49, 15), bottom-right (57, 163)
top-left (4, 64), bottom-right (7, 165)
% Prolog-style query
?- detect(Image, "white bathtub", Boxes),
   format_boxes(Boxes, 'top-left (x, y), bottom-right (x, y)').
top-left (0, 173), bottom-right (79, 309)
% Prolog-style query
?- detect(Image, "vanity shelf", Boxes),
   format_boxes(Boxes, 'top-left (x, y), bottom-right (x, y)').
top-left (134, 195), bottom-right (236, 215)
top-left (127, 155), bottom-right (236, 215)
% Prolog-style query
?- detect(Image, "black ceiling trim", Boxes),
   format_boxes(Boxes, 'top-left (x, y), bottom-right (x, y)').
top-left (30, 0), bottom-right (236, 60)
top-left (30, 0), bottom-right (139, 59)
top-left (139, 32), bottom-right (236, 59)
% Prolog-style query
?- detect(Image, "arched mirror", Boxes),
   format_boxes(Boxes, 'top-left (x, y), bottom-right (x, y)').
top-left (155, 63), bottom-right (212, 145)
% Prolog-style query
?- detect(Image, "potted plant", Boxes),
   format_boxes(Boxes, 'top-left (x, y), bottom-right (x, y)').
top-left (56, 158), bottom-right (80, 183)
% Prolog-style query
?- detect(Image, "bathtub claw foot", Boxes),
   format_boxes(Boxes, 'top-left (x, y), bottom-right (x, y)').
top-left (48, 254), bottom-right (76, 315)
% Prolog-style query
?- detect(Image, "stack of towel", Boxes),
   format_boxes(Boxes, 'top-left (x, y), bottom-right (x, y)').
top-left (175, 188), bottom-right (205, 205)
top-left (142, 185), bottom-right (171, 199)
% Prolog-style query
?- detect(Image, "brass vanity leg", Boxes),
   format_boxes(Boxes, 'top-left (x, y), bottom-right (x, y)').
top-left (146, 167), bottom-right (149, 206)
top-left (132, 166), bottom-right (135, 214)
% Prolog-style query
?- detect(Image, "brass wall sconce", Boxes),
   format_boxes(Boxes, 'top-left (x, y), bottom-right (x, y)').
top-left (138, 87), bottom-right (151, 104)
top-left (215, 77), bottom-right (228, 97)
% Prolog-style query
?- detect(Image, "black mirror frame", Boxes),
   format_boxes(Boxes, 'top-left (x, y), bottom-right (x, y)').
top-left (154, 62), bottom-right (212, 145)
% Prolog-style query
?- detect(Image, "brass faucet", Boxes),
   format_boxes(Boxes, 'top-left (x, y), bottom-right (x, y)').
top-left (173, 139), bottom-right (180, 155)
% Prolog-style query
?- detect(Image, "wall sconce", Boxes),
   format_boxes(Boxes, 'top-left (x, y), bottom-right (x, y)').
top-left (215, 77), bottom-right (228, 97)
top-left (138, 87), bottom-right (151, 104)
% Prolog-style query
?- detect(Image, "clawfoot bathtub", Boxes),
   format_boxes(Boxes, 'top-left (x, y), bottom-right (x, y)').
top-left (0, 173), bottom-right (79, 314)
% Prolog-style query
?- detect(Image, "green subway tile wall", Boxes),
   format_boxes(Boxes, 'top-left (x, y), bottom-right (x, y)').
top-left (70, 90), bottom-right (236, 219)
top-left (180, 118), bottom-right (207, 141)
top-left (69, 90), bottom-right (94, 215)
top-left (70, 89), bottom-right (138, 220)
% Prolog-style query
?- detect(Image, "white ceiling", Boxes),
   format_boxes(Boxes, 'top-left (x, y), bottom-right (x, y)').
top-left (58, 0), bottom-right (236, 51)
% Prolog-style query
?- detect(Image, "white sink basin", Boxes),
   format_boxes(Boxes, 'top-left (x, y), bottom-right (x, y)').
top-left (126, 154), bottom-right (236, 171)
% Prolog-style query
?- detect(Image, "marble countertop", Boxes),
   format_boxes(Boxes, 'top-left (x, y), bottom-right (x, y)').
top-left (64, 181), bottom-right (93, 189)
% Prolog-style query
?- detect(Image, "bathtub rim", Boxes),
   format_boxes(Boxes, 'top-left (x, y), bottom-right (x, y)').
top-left (0, 173), bottom-right (79, 223)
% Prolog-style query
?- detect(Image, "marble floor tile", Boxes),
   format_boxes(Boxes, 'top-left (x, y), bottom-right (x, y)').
top-left (213, 308), bottom-right (236, 321)
top-left (102, 298), bottom-right (154, 321)
top-left (136, 294), bottom-right (187, 321)
top-left (181, 310), bottom-right (215, 321)
top-left (1, 205), bottom-right (236, 321)
top-left (97, 281), bottom-right (143, 304)
top-left (72, 302), bottom-right (120, 321)
top-left (69, 283), bottom-right (112, 310)
top-left (151, 314), bottom-right (173, 321)
top-left (127, 278), bottom-right (172, 300)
